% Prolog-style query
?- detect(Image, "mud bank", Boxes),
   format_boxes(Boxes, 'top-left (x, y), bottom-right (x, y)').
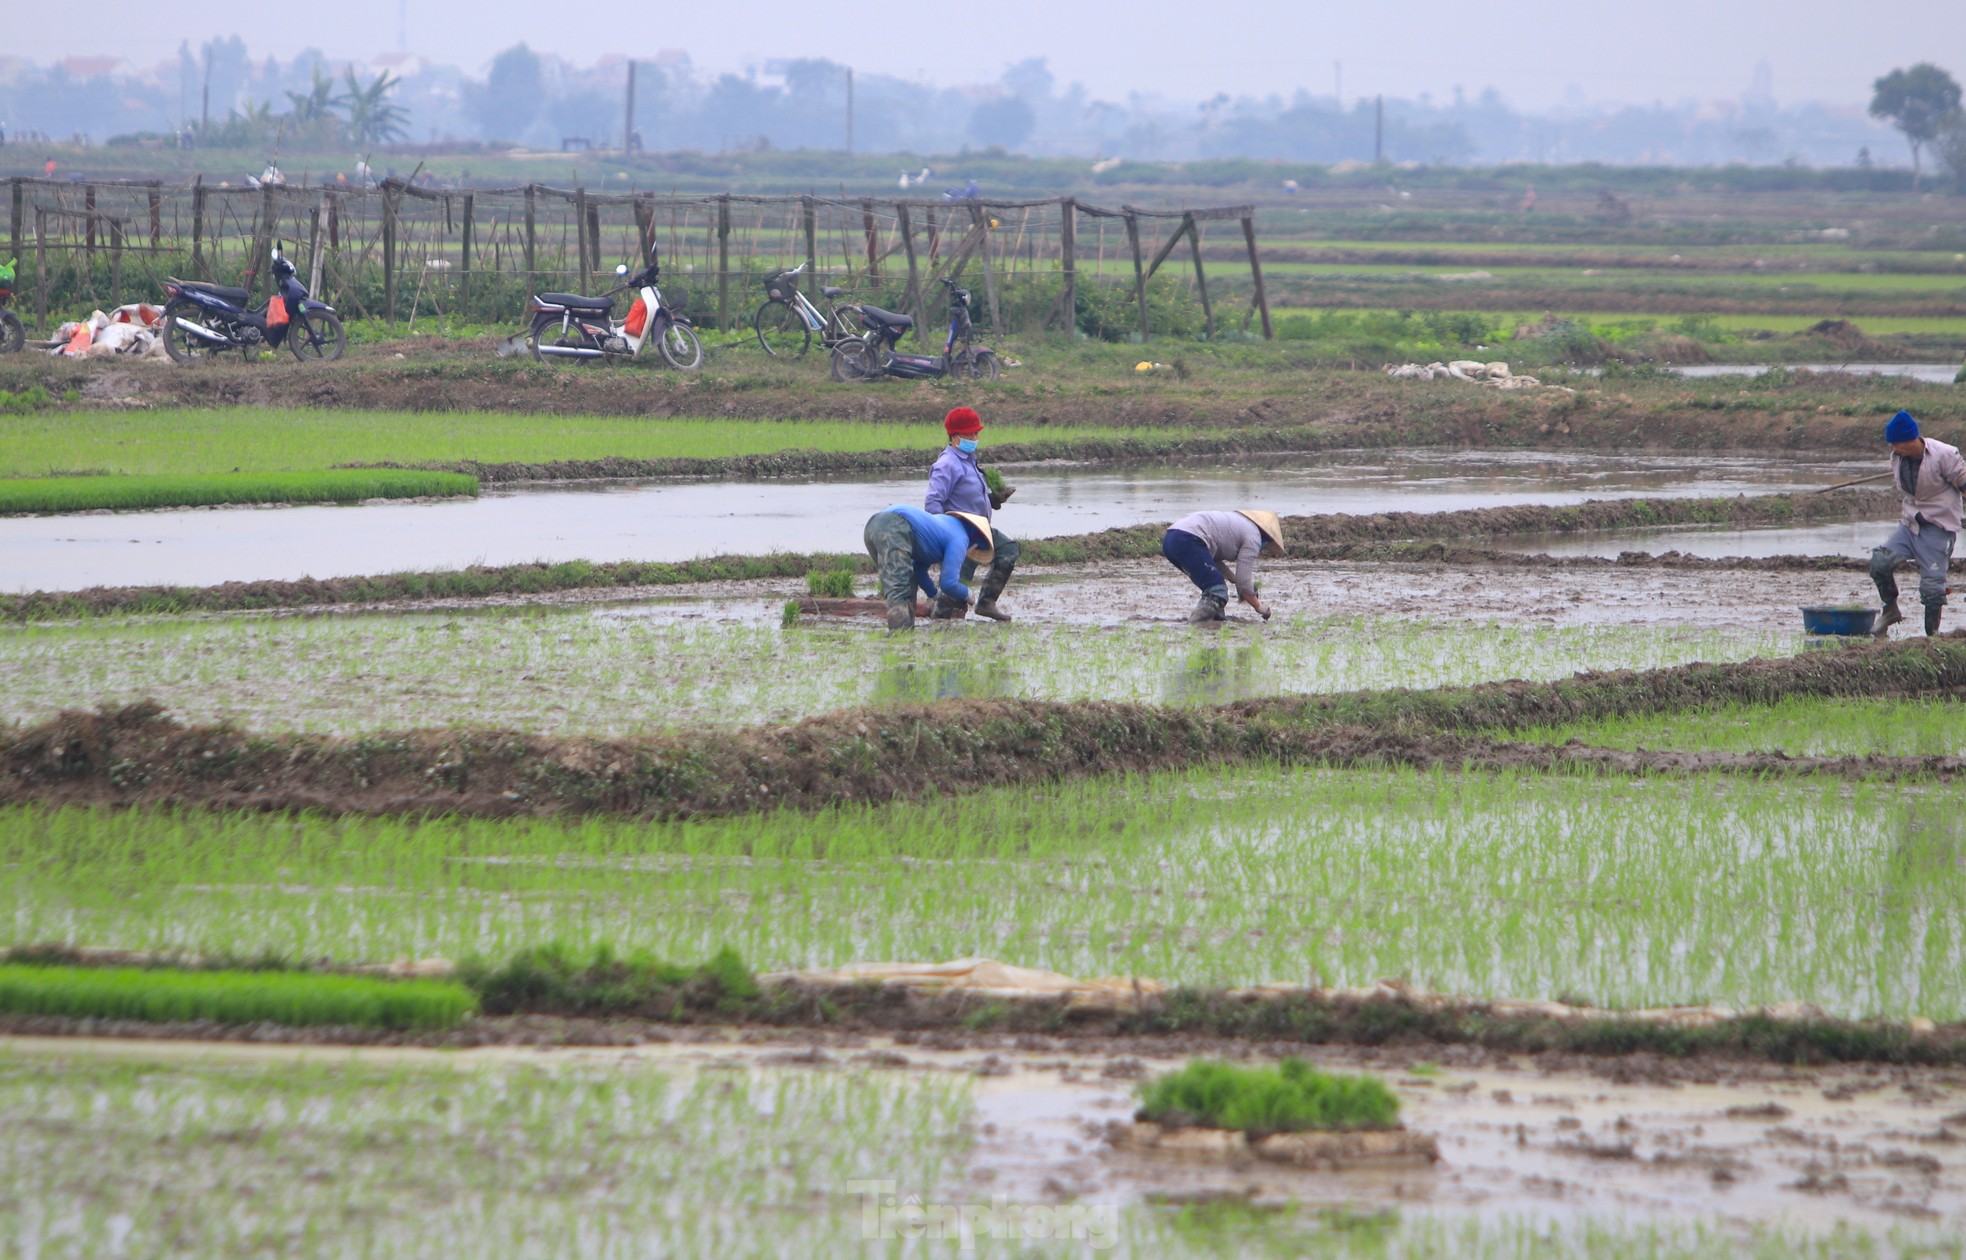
top-left (6, 641), bottom-right (1964, 819)
top-left (0, 489), bottom-right (1894, 620)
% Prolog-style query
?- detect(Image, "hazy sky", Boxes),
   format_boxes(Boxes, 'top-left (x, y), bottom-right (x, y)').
top-left (11, 0), bottom-right (1963, 110)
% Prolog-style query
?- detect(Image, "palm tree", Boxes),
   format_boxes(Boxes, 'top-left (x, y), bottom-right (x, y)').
top-left (342, 69), bottom-right (409, 146)
top-left (284, 65), bottom-right (345, 124)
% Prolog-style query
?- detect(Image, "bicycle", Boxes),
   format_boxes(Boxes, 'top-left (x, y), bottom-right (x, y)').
top-left (754, 262), bottom-right (864, 358)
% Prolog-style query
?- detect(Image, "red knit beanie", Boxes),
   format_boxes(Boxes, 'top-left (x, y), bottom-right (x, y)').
top-left (943, 406), bottom-right (983, 437)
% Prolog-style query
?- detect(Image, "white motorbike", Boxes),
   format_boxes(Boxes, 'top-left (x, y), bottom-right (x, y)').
top-left (498, 251), bottom-right (701, 369)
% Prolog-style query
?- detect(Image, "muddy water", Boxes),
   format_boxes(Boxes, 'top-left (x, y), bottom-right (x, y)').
top-left (0, 451), bottom-right (1872, 592)
top-left (1675, 363), bottom-right (1962, 385)
top-left (1507, 518), bottom-right (1893, 560)
top-left (10, 1031), bottom-right (1961, 1237)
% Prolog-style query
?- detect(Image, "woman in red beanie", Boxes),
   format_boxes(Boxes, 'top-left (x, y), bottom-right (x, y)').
top-left (923, 406), bottom-right (1020, 620)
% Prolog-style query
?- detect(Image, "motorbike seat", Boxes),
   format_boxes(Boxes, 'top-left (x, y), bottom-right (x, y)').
top-left (821, 286), bottom-right (845, 299)
top-left (179, 281), bottom-right (251, 304)
top-left (537, 292), bottom-right (614, 311)
top-left (859, 305), bottom-right (914, 331)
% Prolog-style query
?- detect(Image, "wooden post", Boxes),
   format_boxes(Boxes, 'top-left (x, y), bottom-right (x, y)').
top-left (190, 176), bottom-right (207, 279)
top-left (1186, 216), bottom-right (1213, 339)
top-left (326, 190), bottom-right (339, 249)
top-left (382, 184), bottom-right (399, 324)
top-left (968, 204), bottom-right (1001, 334)
top-left (1241, 215), bottom-right (1273, 340)
top-left (632, 197), bottom-right (654, 261)
top-left (34, 208), bottom-right (47, 331)
top-left (573, 186), bottom-right (588, 286)
top-left (1124, 212), bottom-right (1148, 341)
top-left (8, 178), bottom-right (22, 268)
top-left (801, 194), bottom-right (817, 295)
top-left (457, 192), bottom-right (473, 313)
top-left (716, 195), bottom-right (730, 333)
top-left (252, 184), bottom-right (277, 303)
top-left (1058, 196), bottom-right (1076, 336)
top-left (523, 185), bottom-right (537, 288)
top-left (148, 182), bottom-right (162, 250)
top-left (306, 196), bottom-right (325, 297)
top-left (586, 198), bottom-right (603, 275)
top-left (109, 217), bottom-right (124, 308)
top-left (896, 202), bottom-right (926, 346)
top-left (84, 184), bottom-right (96, 259)
top-left (861, 199), bottom-right (879, 284)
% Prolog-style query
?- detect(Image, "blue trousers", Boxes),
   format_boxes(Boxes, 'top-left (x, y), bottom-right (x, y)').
top-left (1162, 528), bottom-right (1227, 600)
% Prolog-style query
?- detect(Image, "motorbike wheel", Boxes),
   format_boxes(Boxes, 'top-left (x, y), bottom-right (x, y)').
top-left (957, 349), bottom-right (1001, 382)
top-left (754, 301), bottom-right (810, 358)
top-left (0, 309), bottom-right (23, 355)
top-left (525, 332), bottom-right (548, 364)
top-left (830, 338), bottom-right (878, 383)
top-left (657, 323), bottom-right (703, 371)
top-left (287, 310), bottom-right (346, 363)
top-left (162, 308), bottom-right (224, 364)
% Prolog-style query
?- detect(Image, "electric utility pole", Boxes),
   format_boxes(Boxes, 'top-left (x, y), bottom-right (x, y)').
top-left (845, 66), bottom-right (854, 154)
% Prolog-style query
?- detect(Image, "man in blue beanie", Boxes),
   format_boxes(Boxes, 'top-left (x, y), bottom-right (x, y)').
top-left (1871, 410), bottom-right (1966, 637)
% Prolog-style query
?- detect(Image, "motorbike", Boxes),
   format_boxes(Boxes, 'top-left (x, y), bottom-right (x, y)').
top-left (162, 243), bottom-right (345, 363)
top-left (499, 251), bottom-right (702, 370)
top-left (829, 278), bottom-right (1000, 383)
top-left (0, 257), bottom-right (22, 355)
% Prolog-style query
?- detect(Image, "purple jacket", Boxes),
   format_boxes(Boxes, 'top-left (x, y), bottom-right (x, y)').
top-left (925, 445), bottom-right (991, 521)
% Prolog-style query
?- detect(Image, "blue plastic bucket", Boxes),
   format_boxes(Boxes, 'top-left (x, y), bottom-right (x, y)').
top-left (1799, 606), bottom-right (1877, 636)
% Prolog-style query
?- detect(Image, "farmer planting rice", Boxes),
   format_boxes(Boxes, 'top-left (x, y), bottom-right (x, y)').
top-left (862, 504), bottom-right (994, 631)
top-left (1871, 409), bottom-right (1966, 638)
top-left (1161, 510), bottom-right (1285, 623)
top-left (924, 406), bottom-right (1020, 622)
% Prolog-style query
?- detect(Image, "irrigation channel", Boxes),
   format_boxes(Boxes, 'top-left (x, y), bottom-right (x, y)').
top-left (1, 450), bottom-right (1880, 591)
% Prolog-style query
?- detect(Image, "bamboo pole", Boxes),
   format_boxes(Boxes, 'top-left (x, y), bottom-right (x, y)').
top-left (1124, 212), bottom-right (1148, 341)
top-left (458, 192), bottom-right (474, 313)
top-left (1057, 196), bottom-right (1076, 336)
top-left (1187, 217), bottom-right (1213, 339)
top-left (1241, 215), bottom-right (1272, 341)
top-left (34, 207), bottom-right (47, 330)
top-left (1815, 471), bottom-right (1892, 493)
top-left (190, 176), bottom-right (207, 279)
top-left (716, 195), bottom-right (730, 333)
top-left (897, 201), bottom-right (925, 347)
top-left (523, 185), bottom-right (537, 289)
top-left (8, 178), bottom-right (21, 270)
top-left (801, 195), bottom-right (817, 294)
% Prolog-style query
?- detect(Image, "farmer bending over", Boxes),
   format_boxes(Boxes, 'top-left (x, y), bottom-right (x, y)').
top-left (1161, 510), bottom-right (1285, 623)
top-left (1873, 410), bottom-right (1966, 638)
top-left (863, 505), bottom-right (994, 631)
top-left (925, 406), bottom-right (1019, 621)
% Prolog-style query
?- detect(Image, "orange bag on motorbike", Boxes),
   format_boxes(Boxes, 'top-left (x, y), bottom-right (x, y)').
top-left (265, 295), bottom-right (289, 329)
top-left (624, 298), bottom-right (648, 339)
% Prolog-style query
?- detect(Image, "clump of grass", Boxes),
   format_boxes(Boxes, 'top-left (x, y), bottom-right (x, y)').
top-left (0, 469), bottom-right (477, 514)
top-left (805, 568), bottom-right (855, 598)
top-left (460, 943), bottom-right (760, 1018)
top-left (0, 386), bottom-right (55, 415)
top-left (0, 962), bottom-right (476, 1030)
top-left (1138, 1058), bottom-right (1400, 1135)
top-left (781, 598), bottom-right (802, 628)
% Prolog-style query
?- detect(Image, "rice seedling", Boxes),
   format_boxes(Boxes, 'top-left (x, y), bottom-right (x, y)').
top-left (0, 407), bottom-right (1147, 479)
top-left (804, 568), bottom-right (856, 598)
top-left (1517, 695), bottom-right (1966, 758)
top-left (0, 609), bottom-right (1798, 737)
top-left (1137, 1059), bottom-right (1400, 1133)
top-left (0, 469), bottom-right (477, 514)
top-left (0, 1048), bottom-right (975, 1258)
top-left (0, 963), bottom-right (476, 1029)
top-left (4, 762), bottom-right (1958, 1020)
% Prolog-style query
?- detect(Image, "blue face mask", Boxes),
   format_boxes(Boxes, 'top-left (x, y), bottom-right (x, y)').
top-left (957, 438), bottom-right (978, 454)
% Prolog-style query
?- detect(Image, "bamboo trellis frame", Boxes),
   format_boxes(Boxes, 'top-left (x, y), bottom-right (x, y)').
top-left (5, 177), bottom-right (1272, 342)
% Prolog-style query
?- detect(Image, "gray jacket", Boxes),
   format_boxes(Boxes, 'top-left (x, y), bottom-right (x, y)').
top-left (1170, 510), bottom-right (1264, 599)
top-left (1892, 436), bottom-right (1966, 535)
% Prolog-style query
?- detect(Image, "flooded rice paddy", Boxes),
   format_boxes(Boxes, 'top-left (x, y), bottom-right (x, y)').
top-left (3, 1032), bottom-right (1960, 1256)
top-left (0, 450), bottom-right (1871, 591)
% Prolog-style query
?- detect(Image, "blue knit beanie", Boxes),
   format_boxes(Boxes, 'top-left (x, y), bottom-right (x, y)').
top-left (1885, 410), bottom-right (1920, 443)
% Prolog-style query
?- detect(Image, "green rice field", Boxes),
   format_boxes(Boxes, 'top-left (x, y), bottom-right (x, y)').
top-left (0, 408), bottom-right (1147, 479)
top-left (6, 763), bottom-right (1960, 1018)
top-left (0, 610), bottom-right (1799, 736)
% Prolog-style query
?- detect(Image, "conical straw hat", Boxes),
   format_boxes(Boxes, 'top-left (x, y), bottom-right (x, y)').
top-left (1235, 509), bottom-right (1285, 555)
top-left (949, 511), bottom-right (995, 565)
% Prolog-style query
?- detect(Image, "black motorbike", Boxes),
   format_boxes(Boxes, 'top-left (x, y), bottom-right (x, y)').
top-left (829, 278), bottom-right (1000, 383)
top-left (162, 243), bottom-right (345, 364)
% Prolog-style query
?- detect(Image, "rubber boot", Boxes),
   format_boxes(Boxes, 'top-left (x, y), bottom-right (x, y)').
top-left (1925, 602), bottom-right (1944, 636)
top-left (1187, 594), bottom-right (1228, 623)
top-left (1873, 553), bottom-right (1903, 639)
top-left (886, 601), bottom-right (914, 631)
top-left (931, 593), bottom-right (966, 620)
top-left (972, 564), bottom-right (1013, 622)
top-left (1875, 601), bottom-right (1903, 638)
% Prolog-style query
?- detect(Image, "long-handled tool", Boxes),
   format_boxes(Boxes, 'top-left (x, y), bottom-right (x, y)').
top-left (1814, 471), bottom-right (1893, 494)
